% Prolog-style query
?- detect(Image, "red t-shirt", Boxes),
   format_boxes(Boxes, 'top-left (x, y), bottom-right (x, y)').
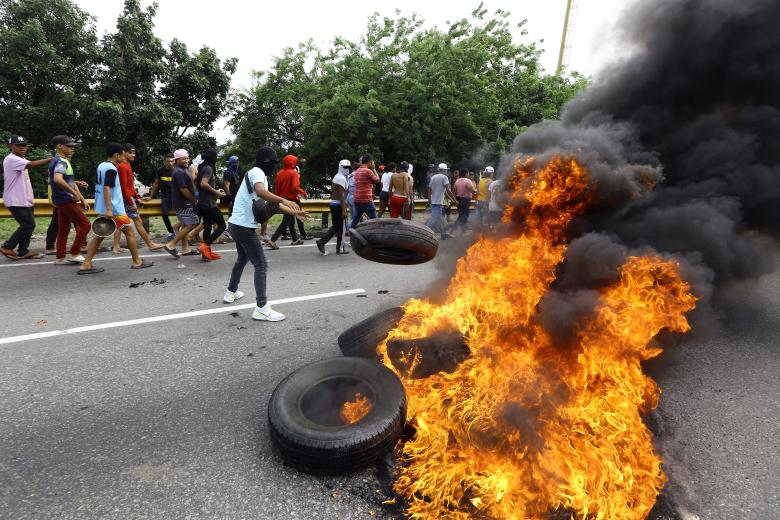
top-left (117, 161), bottom-right (138, 204)
top-left (354, 167), bottom-right (379, 203)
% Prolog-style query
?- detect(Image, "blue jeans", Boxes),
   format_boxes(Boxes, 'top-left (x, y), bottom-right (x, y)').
top-left (346, 194), bottom-right (357, 228)
top-left (425, 204), bottom-right (446, 238)
top-left (227, 223), bottom-right (268, 307)
top-left (350, 202), bottom-right (377, 229)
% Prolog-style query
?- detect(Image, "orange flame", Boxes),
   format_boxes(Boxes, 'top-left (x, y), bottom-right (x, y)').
top-left (340, 393), bottom-right (372, 424)
top-left (379, 156), bottom-right (696, 519)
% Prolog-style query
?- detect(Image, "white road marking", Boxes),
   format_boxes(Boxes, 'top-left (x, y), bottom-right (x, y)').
top-left (0, 243), bottom-right (318, 268)
top-left (0, 288), bottom-right (365, 346)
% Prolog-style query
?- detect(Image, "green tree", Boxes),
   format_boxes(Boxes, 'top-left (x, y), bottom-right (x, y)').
top-left (0, 0), bottom-right (100, 145)
top-left (230, 7), bottom-right (587, 193)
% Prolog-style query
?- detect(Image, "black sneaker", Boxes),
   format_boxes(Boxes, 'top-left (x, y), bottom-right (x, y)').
top-left (316, 240), bottom-right (327, 255)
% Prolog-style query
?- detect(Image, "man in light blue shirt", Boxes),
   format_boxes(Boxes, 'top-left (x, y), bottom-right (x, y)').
top-left (223, 145), bottom-right (308, 322)
top-left (425, 163), bottom-right (457, 239)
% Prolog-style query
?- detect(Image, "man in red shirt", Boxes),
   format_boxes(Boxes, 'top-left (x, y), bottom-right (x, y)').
top-left (113, 143), bottom-right (162, 253)
top-left (349, 154), bottom-right (380, 228)
top-left (268, 155), bottom-right (308, 249)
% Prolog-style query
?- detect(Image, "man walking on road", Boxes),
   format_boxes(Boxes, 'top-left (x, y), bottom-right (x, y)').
top-left (268, 155), bottom-right (307, 249)
top-left (115, 144), bottom-right (162, 253)
top-left (450, 169), bottom-right (477, 235)
top-left (389, 161), bottom-right (413, 219)
top-left (78, 143), bottom-right (153, 274)
top-left (477, 167), bottom-right (493, 224)
top-left (316, 159), bottom-right (350, 255)
top-left (1, 136), bottom-right (51, 260)
top-left (145, 154), bottom-right (176, 240)
top-left (49, 135), bottom-right (90, 265)
top-left (163, 149), bottom-right (200, 258)
top-left (349, 154), bottom-right (380, 228)
top-left (195, 148), bottom-right (226, 261)
top-left (223, 145), bottom-right (309, 321)
top-left (425, 163), bottom-right (457, 239)
top-left (378, 163), bottom-right (394, 218)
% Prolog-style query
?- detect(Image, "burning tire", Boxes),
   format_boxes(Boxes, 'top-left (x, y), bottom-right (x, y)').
top-left (338, 306), bottom-right (405, 359)
top-left (268, 357), bottom-right (407, 474)
top-left (348, 219), bottom-right (438, 265)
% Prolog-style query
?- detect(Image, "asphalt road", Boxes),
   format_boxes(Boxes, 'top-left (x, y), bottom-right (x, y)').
top-left (0, 232), bottom-right (777, 519)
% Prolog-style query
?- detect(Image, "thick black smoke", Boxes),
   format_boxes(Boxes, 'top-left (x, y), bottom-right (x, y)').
top-left (508, 0), bottom-right (780, 307)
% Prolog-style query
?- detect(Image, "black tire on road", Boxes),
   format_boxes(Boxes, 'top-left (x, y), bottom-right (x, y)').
top-left (349, 219), bottom-right (438, 265)
top-left (268, 357), bottom-right (407, 475)
top-left (338, 306), bottom-right (405, 359)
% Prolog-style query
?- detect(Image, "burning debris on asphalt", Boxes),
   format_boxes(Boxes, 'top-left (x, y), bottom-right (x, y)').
top-left (368, 0), bottom-right (780, 518)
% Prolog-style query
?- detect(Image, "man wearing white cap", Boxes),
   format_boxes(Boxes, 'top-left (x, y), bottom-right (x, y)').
top-left (315, 159), bottom-right (350, 255)
top-left (425, 163), bottom-right (457, 239)
top-left (162, 149), bottom-right (200, 258)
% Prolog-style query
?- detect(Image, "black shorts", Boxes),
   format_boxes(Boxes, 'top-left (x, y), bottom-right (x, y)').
top-left (379, 191), bottom-right (390, 204)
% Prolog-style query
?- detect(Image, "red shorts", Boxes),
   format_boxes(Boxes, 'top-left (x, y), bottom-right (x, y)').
top-left (112, 215), bottom-right (132, 229)
top-left (389, 195), bottom-right (407, 218)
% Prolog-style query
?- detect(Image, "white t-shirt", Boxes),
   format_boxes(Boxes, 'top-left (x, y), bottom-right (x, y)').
top-left (380, 172), bottom-right (393, 192)
top-left (228, 167), bottom-right (268, 228)
top-left (331, 172), bottom-right (348, 203)
top-left (488, 179), bottom-right (504, 212)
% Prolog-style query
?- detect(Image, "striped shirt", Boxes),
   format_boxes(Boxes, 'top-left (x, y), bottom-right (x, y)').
top-left (353, 167), bottom-right (379, 203)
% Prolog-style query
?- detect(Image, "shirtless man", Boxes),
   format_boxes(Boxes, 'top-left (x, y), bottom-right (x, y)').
top-left (389, 161), bottom-right (413, 219)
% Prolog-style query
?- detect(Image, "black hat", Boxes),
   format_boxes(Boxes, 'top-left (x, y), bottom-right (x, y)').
top-left (399, 161), bottom-right (409, 172)
top-left (123, 143), bottom-right (136, 152)
top-left (8, 135), bottom-right (27, 146)
top-left (359, 153), bottom-right (372, 164)
top-left (106, 142), bottom-right (124, 157)
top-left (51, 135), bottom-right (78, 148)
top-left (255, 145), bottom-right (279, 165)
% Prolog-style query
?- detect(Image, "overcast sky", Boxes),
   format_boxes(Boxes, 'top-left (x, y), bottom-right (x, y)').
top-left (74, 0), bottom-right (638, 140)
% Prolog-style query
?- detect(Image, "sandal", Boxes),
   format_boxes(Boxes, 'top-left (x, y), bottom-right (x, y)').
top-left (163, 246), bottom-right (180, 259)
top-left (77, 267), bottom-right (105, 275)
top-left (181, 250), bottom-right (201, 256)
top-left (112, 248), bottom-right (128, 254)
top-left (0, 247), bottom-right (19, 260)
top-left (20, 252), bottom-right (44, 260)
top-left (131, 260), bottom-right (154, 269)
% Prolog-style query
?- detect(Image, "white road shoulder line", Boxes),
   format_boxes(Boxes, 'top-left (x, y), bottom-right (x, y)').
top-left (0, 288), bottom-right (365, 346)
top-left (0, 243), bottom-right (318, 268)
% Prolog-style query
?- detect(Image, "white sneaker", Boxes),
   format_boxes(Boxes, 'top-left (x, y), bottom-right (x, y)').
top-left (252, 304), bottom-right (285, 322)
top-left (66, 254), bottom-right (85, 264)
top-left (223, 290), bottom-right (245, 303)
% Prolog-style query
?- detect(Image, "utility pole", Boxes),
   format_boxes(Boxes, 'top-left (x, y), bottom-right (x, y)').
top-left (556, 0), bottom-right (574, 75)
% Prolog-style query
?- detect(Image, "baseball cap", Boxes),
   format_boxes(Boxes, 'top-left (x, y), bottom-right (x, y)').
top-left (228, 155), bottom-right (239, 164)
top-left (359, 154), bottom-right (372, 164)
top-left (173, 149), bottom-right (189, 160)
top-left (484, 166), bottom-right (495, 173)
top-left (399, 161), bottom-right (409, 172)
top-left (339, 159), bottom-right (351, 167)
top-left (8, 135), bottom-right (27, 146)
top-left (438, 163), bottom-right (449, 171)
top-left (51, 135), bottom-right (78, 148)
top-left (123, 143), bottom-right (136, 152)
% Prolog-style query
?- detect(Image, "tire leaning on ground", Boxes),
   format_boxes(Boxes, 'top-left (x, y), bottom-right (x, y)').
top-left (338, 306), bottom-right (405, 359)
top-left (268, 357), bottom-right (407, 474)
top-left (348, 219), bottom-right (438, 265)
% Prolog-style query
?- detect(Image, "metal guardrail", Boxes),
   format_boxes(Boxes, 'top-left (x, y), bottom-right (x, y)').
top-left (0, 198), bottom-right (444, 218)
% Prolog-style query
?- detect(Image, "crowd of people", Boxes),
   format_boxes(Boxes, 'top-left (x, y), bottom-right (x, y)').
top-left (1, 134), bottom-right (500, 320)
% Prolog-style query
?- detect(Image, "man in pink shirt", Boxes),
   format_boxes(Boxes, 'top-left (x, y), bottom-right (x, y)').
top-left (349, 154), bottom-right (380, 228)
top-left (1, 135), bottom-right (51, 260)
top-left (450, 169), bottom-right (477, 235)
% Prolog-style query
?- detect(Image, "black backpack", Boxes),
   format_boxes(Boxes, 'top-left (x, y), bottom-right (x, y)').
top-left (244, 171), bottom-right (279, 224)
